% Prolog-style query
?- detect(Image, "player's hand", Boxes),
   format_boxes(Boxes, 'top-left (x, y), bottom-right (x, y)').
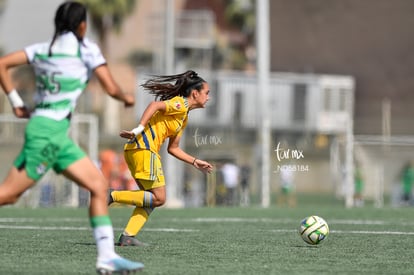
top-left (123, 93), bottom-right (135, 107)
top-left (13, 106), bottom-right (30, 118)
top-left (119, 130), bottom-right (135, 139)
top-left (194, 159), bottom-right (213, 173)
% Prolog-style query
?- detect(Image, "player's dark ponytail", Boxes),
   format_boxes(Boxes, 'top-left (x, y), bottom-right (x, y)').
top-left (141, 70), bottom-right (206, 101)
top-left (48, 1), bottom-right (87, 56)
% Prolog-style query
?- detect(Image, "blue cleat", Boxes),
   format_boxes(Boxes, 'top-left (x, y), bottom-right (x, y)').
top-left (96, 257), bottom-right (144, 274)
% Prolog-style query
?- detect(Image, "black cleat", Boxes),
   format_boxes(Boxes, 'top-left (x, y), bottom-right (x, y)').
top-left (108, 189), bottom-right (114, 206)
top-left (117, 234), bottom-right (149, 247)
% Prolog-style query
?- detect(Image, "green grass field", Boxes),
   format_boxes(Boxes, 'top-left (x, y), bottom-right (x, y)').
top-left (1, 201), bottom-right (414, 275)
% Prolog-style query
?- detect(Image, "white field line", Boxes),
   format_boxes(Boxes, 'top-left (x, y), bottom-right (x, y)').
top-left (331, 230), bottom-right (414, 235)
top-left (0, 224), bottom-right (198, 232)
top-left (270, 229), bottom-right (414, 235)
top-left (172, 217), bottom-right (414, 226)
top-left (1, 217), bottom-right (413, 225)
top-left (0, 218), bottom-right (86, 222)
top-left (1, 217), bottom-right (414, 235)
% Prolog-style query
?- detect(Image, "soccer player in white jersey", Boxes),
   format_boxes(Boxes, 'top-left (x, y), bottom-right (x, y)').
top-left (0, 1), bottom-right (143, 274)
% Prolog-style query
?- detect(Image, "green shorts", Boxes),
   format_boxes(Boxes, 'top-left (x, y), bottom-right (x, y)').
top-left (14, 116), bottom-right (86, 181)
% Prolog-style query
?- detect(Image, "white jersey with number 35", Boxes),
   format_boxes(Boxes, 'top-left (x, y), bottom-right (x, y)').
top-left (25, 32), bottom-right (106, 120)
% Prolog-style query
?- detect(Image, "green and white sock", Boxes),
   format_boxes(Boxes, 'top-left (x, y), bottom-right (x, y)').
top-left (91, 216), bottom-right (119, 261)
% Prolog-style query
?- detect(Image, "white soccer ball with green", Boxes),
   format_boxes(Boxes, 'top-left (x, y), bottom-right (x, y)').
top-left (299, 215), bottom-right (329, 245)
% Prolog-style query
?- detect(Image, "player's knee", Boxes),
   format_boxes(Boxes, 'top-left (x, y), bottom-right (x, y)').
top-left (88, 181), bottom-right (107, 200)
top-left (93, 187), bottom-right (107, 200)
top-left (152, 196), bottom-right (166, 207)
top-left (0, 192), bottom-right (20, 205)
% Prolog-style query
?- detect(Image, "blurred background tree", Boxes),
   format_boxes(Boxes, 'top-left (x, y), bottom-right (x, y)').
top-left (183, 0), bottom-right (255, 71)
top-left (0, 0), bottom-right (5, 15)
top-left (222, 0), bottom-right (255, 70)
top-left (78, 0), bottom-right (137, 55)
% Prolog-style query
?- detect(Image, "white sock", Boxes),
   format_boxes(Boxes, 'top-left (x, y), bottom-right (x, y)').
top-left (93, 225), bottom-right (119, 261)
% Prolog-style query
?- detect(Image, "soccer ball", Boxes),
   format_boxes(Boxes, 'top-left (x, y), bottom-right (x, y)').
top-left (299, 215), bottom-right (329, 245)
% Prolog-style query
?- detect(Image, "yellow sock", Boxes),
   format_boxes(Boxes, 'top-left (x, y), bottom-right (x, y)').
top-left (124, 207), bottom-right (153, 236)
top-left (112, 190), bottom-right (153, 208)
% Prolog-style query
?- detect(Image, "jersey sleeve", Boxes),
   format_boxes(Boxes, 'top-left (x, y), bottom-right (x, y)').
top-left (24, 43), bottom-right (43, 63)
top-left (81, 38), bottom-right (106, 70)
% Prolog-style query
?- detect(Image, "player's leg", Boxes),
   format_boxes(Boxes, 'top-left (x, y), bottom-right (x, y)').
top-left (0, 166), bottom-right (36, 205)
top-left (0, 117), bottom-right (50, 205)
top-left (110, 189), bottom-right (155, 208)
top-left (110, 183), bottom-right (166, 208)
top-left (62, 157), bottom-right (144, 273)
top-left (62, 156), bottom-right (111, 217)
top-left (111, 149), bottom-right (166, 246)
top-left (0, 128), bottom-right (47, 205)
top-left (114, 181), bottom-right (166, 246)
top-left (112, 149), bottom-right (164, 207)
top-left (117, 207), bottom-right (153, 246)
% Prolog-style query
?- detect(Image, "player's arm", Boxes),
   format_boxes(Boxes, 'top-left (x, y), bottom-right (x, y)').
top-left (0, 50), bottom-right (30, 118)
top-left (119, 101), bottom-right (166, 139)
top-left (167, 134), bottom-right (213, 174)
top-left (94, 64), bottom-right (135, 107)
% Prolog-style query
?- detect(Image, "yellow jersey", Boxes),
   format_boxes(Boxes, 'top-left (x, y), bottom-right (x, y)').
top-left (124, 96), bottom-right (189, 156)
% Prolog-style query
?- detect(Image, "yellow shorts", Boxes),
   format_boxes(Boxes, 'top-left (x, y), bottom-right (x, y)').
top-left (124, 149), bottom-right (165, 189)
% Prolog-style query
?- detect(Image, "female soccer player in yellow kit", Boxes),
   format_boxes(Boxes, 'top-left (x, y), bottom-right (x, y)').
top-left (109, 70), bottom-right (213, 246)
